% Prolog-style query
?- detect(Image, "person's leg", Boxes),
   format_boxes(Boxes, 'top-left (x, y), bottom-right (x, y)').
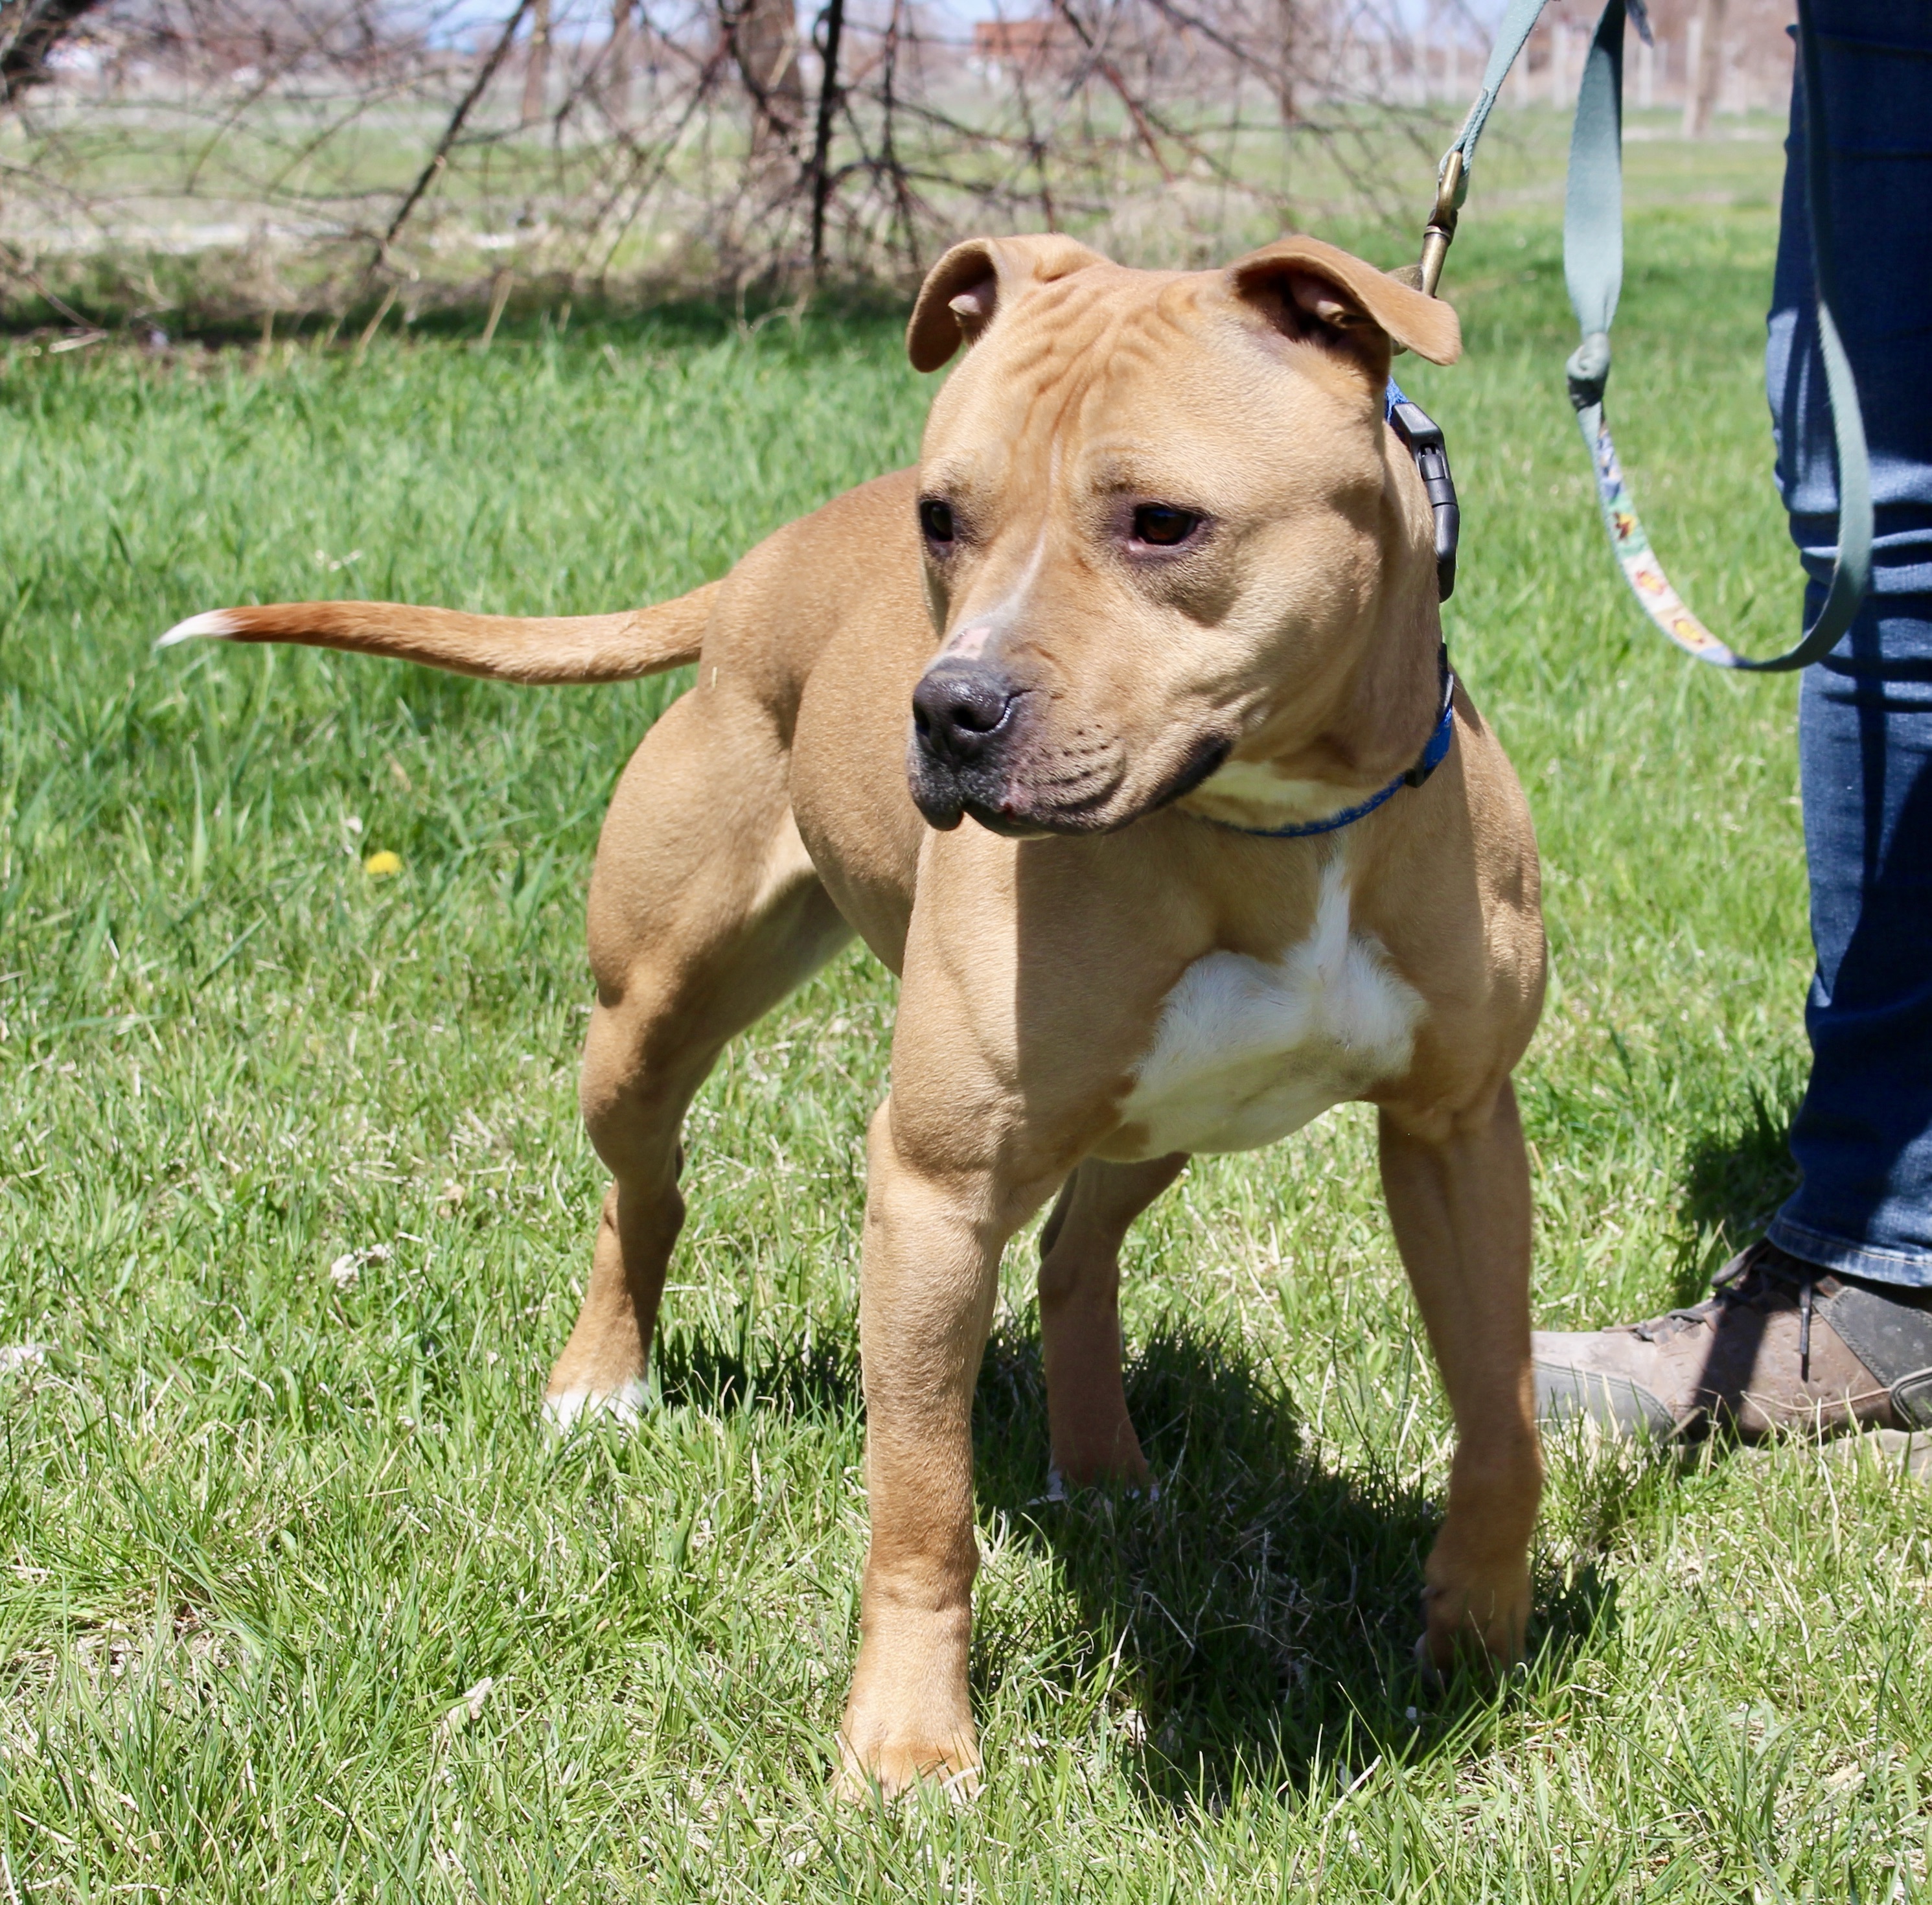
top-left (1534, 4), bottom-right (1932, 1437)
top-left (1770, 590), bottom-right (1932, 1285)
top-left (1764, 0), bottom-right (1932, 1287)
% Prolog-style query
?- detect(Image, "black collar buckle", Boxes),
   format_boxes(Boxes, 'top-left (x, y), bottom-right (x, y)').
top-left (1386, 394), bottom-right (1460, 602)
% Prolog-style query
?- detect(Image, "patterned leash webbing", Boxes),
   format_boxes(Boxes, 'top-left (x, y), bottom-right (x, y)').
top-left (1581, 413), bottom-right (1736, 663)
top-left (1425, 0), bottom-right (1872, 673)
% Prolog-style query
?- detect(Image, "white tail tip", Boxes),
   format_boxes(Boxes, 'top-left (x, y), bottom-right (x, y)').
top-left (155, 610), bottom-right (240, 649)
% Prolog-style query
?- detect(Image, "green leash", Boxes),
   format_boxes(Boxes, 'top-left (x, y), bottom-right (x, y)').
top-left (1421, 0), bottom-right (1872, 671)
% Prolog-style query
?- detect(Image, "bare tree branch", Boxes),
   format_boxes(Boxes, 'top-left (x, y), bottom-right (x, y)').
top-left (807, 0), bottom-right (845, 278)
top-left (371, 0), bottom-right (537, 278)
top-left (1, 0), bottom-right (107, 103)
top-left (0, 0), bottom-right (1799, 328)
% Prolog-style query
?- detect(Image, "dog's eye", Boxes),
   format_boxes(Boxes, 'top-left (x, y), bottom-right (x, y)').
top-left (1131, 505), bottom-right (1201, 548)
top-left (919, 499), bottom-right (956, 546)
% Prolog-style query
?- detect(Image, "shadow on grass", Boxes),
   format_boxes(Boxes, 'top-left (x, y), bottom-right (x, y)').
top-left (969, 1313), bottom-right (1618, 1807)
top-left (643, 1297), bottom-right (1618, 1805)
top-left (651, 1311), bottom-right (861, 1421)
top-left (1673, 1080), bottom-right (1802, 1304)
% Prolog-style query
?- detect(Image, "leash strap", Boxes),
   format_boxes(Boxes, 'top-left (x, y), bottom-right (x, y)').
top-left (1563, 0), bottom-right (1871, 670)
top-left (1445, 0), bottom-right (1556, 176)
top-left (1418, 0), bottom-right (1558, 294)
top-left (1422, 0), bottom-right (1872, 671)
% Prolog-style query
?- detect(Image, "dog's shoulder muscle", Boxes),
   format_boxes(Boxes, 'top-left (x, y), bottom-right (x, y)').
top-left (702, 469), bottom-right (925, 740)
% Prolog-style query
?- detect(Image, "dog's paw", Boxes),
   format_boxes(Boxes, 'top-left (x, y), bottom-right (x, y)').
top-left (1416, 1573), bottom-right (1529, 1676)
top-left (1035, 1465), bottom-right (1161, 1505)
top-left (833, 1732), bottom-right (982, 1807)
top-left (542, 1379), bottom-right (651, 1433)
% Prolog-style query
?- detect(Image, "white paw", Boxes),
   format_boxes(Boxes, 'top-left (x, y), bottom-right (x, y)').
top-left (542, 1379), bottom-right (651, 1433)
top-left (1033, 1466), bottom-right (1159, 1505)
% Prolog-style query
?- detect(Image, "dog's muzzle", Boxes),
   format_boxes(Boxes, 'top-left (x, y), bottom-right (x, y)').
top-left (906, 657), bottom-right (1228, 837)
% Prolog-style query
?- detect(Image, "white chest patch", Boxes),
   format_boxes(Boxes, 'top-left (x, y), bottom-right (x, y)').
top-left (1109, 862), bottom-right (1425, 1159)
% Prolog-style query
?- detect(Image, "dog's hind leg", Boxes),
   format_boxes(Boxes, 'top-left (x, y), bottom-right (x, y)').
top-left (544, 687), bottom-right (851, 1427)
top-left (1036, 1153), bottom-right (1186, 1489)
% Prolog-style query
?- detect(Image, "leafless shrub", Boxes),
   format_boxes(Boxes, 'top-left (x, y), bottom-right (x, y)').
top-left (0, 0), bottom-right (1790, 330)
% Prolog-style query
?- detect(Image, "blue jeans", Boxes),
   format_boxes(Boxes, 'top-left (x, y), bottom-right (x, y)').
top-left (1762, 3), bottom-right (1932, 1287)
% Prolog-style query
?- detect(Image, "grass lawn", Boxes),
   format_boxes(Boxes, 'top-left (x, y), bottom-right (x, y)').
top-left (5, 132), bottom-right (1931, 1899)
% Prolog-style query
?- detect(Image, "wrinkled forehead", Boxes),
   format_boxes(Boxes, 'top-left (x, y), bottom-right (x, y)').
top-left (919, 264), bottom-right (1366, 482)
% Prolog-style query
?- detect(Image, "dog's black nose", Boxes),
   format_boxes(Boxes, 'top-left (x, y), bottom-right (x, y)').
top-left (912, 662), bottom-right (1018, 767)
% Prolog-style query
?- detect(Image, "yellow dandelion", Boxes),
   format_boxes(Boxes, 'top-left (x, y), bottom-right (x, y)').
top-left (363, 849), bottom-right (403, 878)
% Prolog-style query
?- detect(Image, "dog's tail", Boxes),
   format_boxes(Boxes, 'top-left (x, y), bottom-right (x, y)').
top-left (155, 580), bottom-right (720, 684)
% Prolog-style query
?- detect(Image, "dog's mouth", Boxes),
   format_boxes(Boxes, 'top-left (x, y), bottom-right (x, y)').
top-left (909, 731), bottom-right (1231, 838)
top-left (1141, 732), bottom-right (1233, 813)
top-left (962, 805), bottom-right (1057, 839)
top-left (911, 776), bottom-right (1107, 838)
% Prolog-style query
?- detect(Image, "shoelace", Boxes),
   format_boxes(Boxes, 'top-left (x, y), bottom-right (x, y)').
top-left (1631, 1248), bottom-right (1817, 1380)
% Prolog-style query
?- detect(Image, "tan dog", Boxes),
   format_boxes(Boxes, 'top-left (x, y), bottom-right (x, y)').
top-left (161, 233), bottom-right (1545, 1796)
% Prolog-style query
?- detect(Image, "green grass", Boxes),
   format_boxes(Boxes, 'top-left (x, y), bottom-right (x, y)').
top-left (5, 143), bottom-right (1931, 1900)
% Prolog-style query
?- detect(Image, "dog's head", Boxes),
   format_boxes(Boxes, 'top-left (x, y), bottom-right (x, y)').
top-left (901, 233), bottom-right (1461, 837)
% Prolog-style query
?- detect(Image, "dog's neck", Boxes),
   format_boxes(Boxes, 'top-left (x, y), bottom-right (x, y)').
top-left (1178, 601), bottom-right (1445, 835)
top-left (1176, 393), bottom-right (1451, 837)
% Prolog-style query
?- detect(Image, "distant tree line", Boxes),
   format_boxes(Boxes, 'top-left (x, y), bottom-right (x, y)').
top-left (0, 0), bottom-right (1795, 327)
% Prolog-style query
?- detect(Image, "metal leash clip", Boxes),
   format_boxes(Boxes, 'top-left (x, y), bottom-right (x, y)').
top-left (1418, 148), bottom-right (1466, 301)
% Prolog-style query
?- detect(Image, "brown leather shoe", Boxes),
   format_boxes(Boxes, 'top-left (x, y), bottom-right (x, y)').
top-left (1533, 1240), bottom-right (1932, 1440)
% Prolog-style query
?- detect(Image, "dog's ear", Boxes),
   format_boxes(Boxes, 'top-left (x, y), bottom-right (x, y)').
top-left (907, 235), bottom-right (1109, 373)
top-left (1228, 235), bottom-right (1462, 368)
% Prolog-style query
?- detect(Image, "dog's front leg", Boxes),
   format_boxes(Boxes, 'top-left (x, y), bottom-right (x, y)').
top-left (1377, 1080), bottom-right (1543, 1670)
top-left (836, 1094), bottom-right (1044, 1799)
